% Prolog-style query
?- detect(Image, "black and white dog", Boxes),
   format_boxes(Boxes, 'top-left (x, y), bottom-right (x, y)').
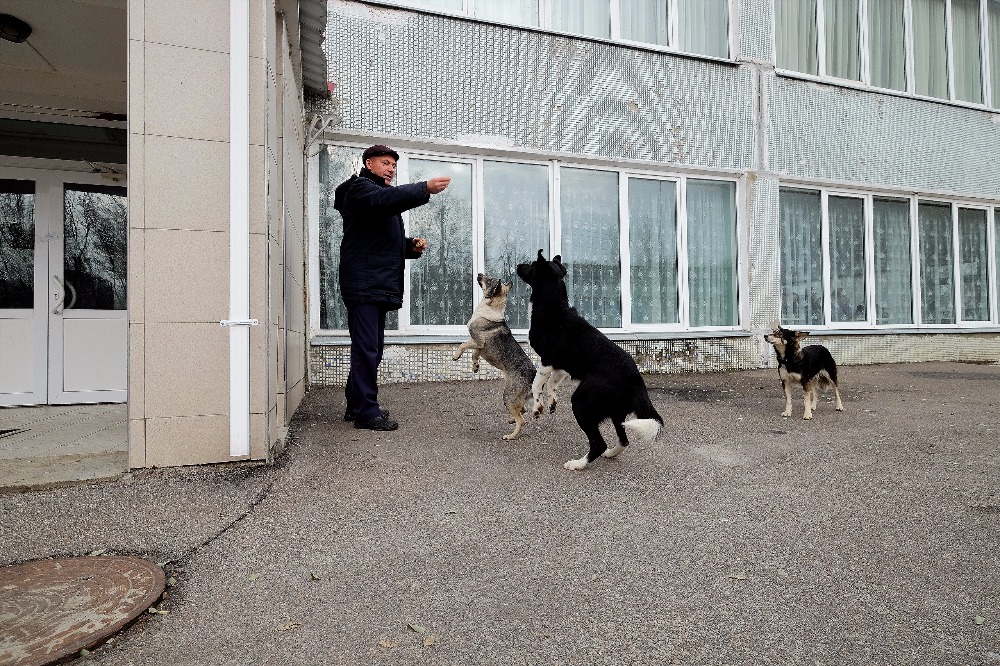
top-left (765, 324), bottom-right (845, 420)
top-left (516, 250), bottom-right (663, 470)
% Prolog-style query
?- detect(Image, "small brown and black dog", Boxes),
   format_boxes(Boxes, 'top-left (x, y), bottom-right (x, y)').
top-left (453, 274), bottom-right (537, 440)
top-left (765, 324), bottom-right (844, 420)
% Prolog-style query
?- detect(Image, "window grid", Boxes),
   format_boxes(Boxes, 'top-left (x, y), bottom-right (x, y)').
top-left (780, 186), bottom-right (1000, 329)
top-left (778, 0), bottom-right (999, 109)
top-left (394, 0), bottom-right (730, 59)
top-left (316, 144), bottom-right (742, 334)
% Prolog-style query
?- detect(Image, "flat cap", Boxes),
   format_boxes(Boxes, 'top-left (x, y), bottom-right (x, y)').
top-left (362, 144), bottom-right (399, 162)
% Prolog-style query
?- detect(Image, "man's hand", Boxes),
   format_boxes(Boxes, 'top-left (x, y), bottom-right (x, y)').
top-left (427, 177), bottom-right (451, 194)
top-left (411, 237), bottom-right (428, 252)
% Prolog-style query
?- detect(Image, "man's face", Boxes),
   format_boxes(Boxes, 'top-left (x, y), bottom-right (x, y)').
top-left (365, 155), bottom-right (396, 185)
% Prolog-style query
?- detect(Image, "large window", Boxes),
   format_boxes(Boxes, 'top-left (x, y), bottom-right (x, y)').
top-left (0, 179), bottom-right (35, 309)
top-left (316, 145), bottom-right (741, 333)
top-left (390, 0), bottom-right (730, 58)
top-left (777, 0), bottom-right (1000, 108)
top-left (780, 187), bottom-right (998, 327)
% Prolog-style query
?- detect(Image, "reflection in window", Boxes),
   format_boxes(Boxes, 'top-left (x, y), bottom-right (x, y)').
top-left (779, 189), bottom-right (824, 325)
top-left (958, 208), bottom-right (990, 321)
top-left (319, 145), bottom-right (356, 331)
top-left (408, 159), bottom-right (473, 326)
top-left (63, 185), bottom-right (127, 310)
top-left (621, 0), bottom-right (669, 47)
top-left (953, 0), bottom-right (984, 103)
top-left (629, 178), bottom-right (678, 324)
top-left (918, 202), bottom-right (955, 323)
top-left (483, 161), bottom-right (549, 330)
top-left (829, 195), bottom-right (867, 322)
top-left (776, 0), bottom-right (819, 74)
top-left (475, 0), bottom-right (539, 26)
top-left (560, 168), bottom-right (621, 328)
top-left (869, 0), bottom-right (907, 90)
top-left (550, 0), bottom-right (610, 39)
top-left (678, 0), bottom-right (729, 57)
top-left (873, 197), bottom-right (913, 324)
top-left (826, 0), bottom-right (860, 80)
top-left (912, 0), bottom-right (949, 99)
top-left (992, 0), bottom-right (1000, 107)
top-left (0, 180), bottom-right (35, 309)
top-left (688, 180), bottom-right (737, 327)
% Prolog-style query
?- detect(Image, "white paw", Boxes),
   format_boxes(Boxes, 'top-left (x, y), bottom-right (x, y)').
top-left (781, 410), bottom-right (791, 418)
top-left (602, 445), bottom-right (624, 459)
top-left (563, 457), bottom-right (588, 471)
top-left (836, 406), bottom-right (844, 412)
top-left (803, 413), bottom-right (813, 420)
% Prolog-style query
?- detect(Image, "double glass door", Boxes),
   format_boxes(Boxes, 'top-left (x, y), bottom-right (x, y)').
top-left (0, 169), bottom-right (127, 406)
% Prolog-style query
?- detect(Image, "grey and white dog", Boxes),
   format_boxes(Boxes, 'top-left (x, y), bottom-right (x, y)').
top-left (452, 274), bottom-right (538, 440)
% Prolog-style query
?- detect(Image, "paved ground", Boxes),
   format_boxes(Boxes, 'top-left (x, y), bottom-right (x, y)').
top-left (1, 361), bottom-right (998, 665)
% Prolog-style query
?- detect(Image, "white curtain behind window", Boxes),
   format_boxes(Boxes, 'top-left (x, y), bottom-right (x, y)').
top-left (991, 0), bottom-right (1000, 107)
top-left (958, 208), bottom-right (990, 321)
top-left (872, 198), bottom-right (913, 324)
top-left (409, 0), bottom-right (463, 11)
top-left (869, 0), bottom-right (907, 90)
top-left (776, 0), bottom-right (819, 74)
top-left (483, 161), bottom-right (549, 329)
top-left (620, 0), bottom-right (669, 47)
top-left (560, 168), bottom-right (621, 328)
top-left (918, 202), bottom-right (955, 324)
top-left (629, 178), bottom-right (678, 324)
top-left (678, 0), bottom-right (729, 57)
top-left (953, 0), bottom-right (984, 103)
top-left (828, 196), bottom-right (867, 321)
top-left (912, 0), bottom-right (949, 99)
top-left (779, 189), bottom-right (824, 325)
top-left (687, 180), bottom-right (737, 327)
top-left (475, 0), bottom-right (540, 26)
top-left (825, 0), bottom-right (861, 80)
top-left (550, 0), bottom-right (611, 39)
top-left (408, 160), bottom-right (474, 326)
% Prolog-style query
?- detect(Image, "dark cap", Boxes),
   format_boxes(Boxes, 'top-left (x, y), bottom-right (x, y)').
top-left (362, 144), bottom-right (399, 162)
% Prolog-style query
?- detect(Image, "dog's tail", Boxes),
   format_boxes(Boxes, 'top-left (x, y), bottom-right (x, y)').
top-left (625, 387), bottom-right (664, 444)
top-left (623, 418), bottom-right (661, 444)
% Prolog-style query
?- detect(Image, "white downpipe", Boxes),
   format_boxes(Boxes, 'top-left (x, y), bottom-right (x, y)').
top-left (228, 0), bottom-right (251, 457)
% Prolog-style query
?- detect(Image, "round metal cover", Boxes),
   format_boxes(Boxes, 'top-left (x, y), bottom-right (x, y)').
top-left (0, 555), bottom-right (166, 666)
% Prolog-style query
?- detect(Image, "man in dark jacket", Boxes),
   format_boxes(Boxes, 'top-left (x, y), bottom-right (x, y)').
top-left (334, 144), bottom-right (451, 430)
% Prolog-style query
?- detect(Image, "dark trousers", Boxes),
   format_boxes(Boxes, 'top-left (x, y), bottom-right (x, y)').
top-left (345, 302), bottom-right (387, 421)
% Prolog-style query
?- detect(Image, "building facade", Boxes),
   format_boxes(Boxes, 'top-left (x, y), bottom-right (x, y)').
top-left (307, 0), bottom-right (1000, 387)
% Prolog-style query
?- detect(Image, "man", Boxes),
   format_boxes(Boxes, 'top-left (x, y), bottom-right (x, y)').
top-left (334, 145), bottom-right (451, 431)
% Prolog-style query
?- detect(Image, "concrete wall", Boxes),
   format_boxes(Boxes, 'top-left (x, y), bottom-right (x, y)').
top-left (128, 0), bottom-right (304, 467)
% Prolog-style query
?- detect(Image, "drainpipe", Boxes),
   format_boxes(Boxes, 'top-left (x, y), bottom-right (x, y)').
top-left (222, 0), bottom-right (254, 457)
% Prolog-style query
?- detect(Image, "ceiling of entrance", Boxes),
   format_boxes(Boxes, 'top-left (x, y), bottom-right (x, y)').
top-left (0, 0), bottom-right (126, 123)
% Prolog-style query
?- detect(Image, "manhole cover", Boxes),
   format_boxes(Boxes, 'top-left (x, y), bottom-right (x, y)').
top-left (0, 556), bottom-right (165, 666)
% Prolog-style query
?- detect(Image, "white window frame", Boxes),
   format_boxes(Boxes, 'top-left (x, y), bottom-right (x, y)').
top-left (384, 0), bottom-right (734, 60)
top-left (310, 142), bottom-right (744, 336)
top-left (779, 185), bottom-right (1000, 330)
top-left (776, 0), bottom-right (999, 110)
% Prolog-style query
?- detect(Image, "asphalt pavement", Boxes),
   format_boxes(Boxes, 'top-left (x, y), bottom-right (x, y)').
top-left (1, 361), bottom-right (998, 665)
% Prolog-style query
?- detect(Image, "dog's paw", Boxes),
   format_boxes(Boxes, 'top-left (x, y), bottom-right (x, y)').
top-left (451, 351), bottom-right (462, 361)
top-left (548, 399), bottom-right (557, 414)
top-left (781, 410), bottom-right (792, 418)
top-left (563, 457), bottom-right (588, 471)
top-left (803, 413), bottom-right (813, 420)
top-left (602, 445), bottom-right (624, 459)
top-left (502, 433), bottom-right (518, 441)
top-left (532, 402), bottom-right (544, 418)
top-left (835, 405), bottom-right (844, 412)
top-left (472, 361), bottom-right (480, 373)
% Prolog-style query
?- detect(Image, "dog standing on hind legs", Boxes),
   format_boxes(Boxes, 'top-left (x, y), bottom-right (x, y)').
top-left (516, 250), bottom-right (663, 470)
top-left (765, 324), bottom-right (845, 420)
top-left (452, 274), bottom-right (537, 440)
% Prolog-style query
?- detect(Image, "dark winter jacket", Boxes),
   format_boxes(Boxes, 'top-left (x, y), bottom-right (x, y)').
top-left (334, 167), bottom-right (430, 308)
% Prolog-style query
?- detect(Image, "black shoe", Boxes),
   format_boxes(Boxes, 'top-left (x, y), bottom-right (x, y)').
top-left (353, 414), bottom-right (399, 431)
top-left (344, 409), bottom-right (389, 422)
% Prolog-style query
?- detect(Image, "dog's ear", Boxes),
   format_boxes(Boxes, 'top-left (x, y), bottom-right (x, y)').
top-left (794, 331), bottom-right (810, 340)
top-left (486, 278), bottom-right (502, 299)
top-left (536, 249), bottom-right (545, 261)
top-left (551, 255), bottom-right (567, 277)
